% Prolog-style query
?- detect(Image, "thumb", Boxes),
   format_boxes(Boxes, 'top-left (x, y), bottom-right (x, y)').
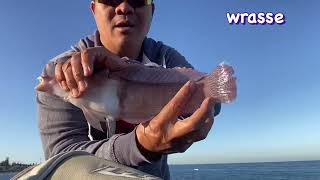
top-left (95, 47), bottom-right (128, 71)
top-left (156, 81), bottom-right (196, 126)
top-left (81, 47), bottom-right (128, 77)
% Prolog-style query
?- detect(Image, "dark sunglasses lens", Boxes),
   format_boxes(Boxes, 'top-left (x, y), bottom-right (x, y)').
top-left (128, 0), bottom-right (146, 8)
top-left (97, 0), bottom-right (151, 8)
top-left (96, 0), bottom-right (115, 6)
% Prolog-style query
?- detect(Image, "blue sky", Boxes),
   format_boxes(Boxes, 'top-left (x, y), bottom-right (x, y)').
top-left (0, 0), bottom-right (319, 164)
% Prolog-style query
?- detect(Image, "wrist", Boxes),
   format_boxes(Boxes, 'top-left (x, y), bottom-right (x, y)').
top-left (135, 125), bottom-right (162, 161)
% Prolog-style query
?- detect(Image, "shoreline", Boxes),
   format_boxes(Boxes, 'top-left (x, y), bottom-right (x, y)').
top-left (0, 165), bottom-right (33, 174)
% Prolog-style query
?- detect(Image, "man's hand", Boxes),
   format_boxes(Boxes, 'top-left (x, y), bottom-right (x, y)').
top-left (136, 81), bottom-right (215, 156)
top-left (55, 47), bottom-right (127, 97)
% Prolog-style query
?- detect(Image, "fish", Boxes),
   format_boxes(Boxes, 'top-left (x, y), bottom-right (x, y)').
top-left (36, 58), bottom-right (237, 134)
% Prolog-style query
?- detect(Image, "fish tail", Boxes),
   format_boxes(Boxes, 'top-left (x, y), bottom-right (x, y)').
top-left (203, 63), bottom-right (237, 103)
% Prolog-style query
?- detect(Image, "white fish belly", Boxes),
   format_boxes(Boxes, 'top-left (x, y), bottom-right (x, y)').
top-left (70, 79), bottom-right (121, 120)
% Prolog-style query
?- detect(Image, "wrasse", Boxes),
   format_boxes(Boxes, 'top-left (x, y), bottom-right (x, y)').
top-left (36, 59), bottom-right (237, 134)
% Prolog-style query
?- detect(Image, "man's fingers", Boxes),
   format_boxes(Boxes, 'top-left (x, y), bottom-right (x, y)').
top-left (62, 61), bottom-right (79, 97)
top-left (81, 49), bottom-right (95, 77)
top-left (191, 116), bottom-right (214, 142)
top-left (189, 97), bottom-right (214, 126)
top-left (203, 116), bottom-right (214, 137)
top-left (165, 142), bottom-right (193, 154)
top-left (71, 53), bottom-right (87, 92)
top-left (157, 81), bottom-right (196, 124)
top-left (103, 53), bottom-right (128, 71)
top-left (61, 81), bottom-right (69, 92)
top-left (174, 115), bottom-right (214, 145)
top-left (71, 53), bottom-right (84, 81)
top-left (55, 63), bottom-right (69, 91)
top-left (55, 63), bottom-right (63, 82)
top-left (175, 98), bottom-right (214, 136)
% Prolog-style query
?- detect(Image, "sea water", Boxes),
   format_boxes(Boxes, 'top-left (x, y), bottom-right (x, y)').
top-left (170, 160), bottom-right (320, 180)
top-left (0, 172), bottom-right (17, 180)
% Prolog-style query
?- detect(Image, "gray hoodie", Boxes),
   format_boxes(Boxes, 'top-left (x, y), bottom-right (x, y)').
top-left (37, 31), bottom-right (221, 179)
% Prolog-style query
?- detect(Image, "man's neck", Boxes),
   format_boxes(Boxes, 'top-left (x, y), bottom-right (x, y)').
top-left (102, 40), bottom-right (142, 60)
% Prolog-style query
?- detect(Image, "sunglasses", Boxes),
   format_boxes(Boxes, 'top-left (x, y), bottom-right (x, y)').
top-left (95, 0), bottom-right (153, 8)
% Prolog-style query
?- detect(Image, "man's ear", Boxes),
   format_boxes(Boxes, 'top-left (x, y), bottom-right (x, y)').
top-left (90, 1), bottom-right (96, 14)
top-left (151, 3), bottom-right (155, 16)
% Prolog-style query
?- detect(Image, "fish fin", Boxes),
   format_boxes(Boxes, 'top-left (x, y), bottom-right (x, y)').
top-left (173, 67), bottom-right (207, 81)
top-left (204, 63), bottom-right (237, 103)
top-left (82, 107), bottom-right (116, 136)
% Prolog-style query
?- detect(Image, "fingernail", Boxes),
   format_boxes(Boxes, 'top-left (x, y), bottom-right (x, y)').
top-left (72, 88), bottom-right (79, 97)
top-left (187, 81), bottom-right (196, 91)
top-left (185, 80), bottom-right (191, 86)
top-left (84, 66), bottom-right (91, 76)
top-left (78, 81), bottom-right (86, 92)
top-left (84, 67), bottom-right (88, 76)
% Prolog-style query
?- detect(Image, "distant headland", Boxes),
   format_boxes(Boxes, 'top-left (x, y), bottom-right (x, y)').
top-left (0, 157), bottom-right (34, 173)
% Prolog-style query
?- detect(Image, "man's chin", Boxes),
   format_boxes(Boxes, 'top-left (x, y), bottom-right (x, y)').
top-left (113, 27), bottom-right (135, 36)
top-left (117, 35), bottom-right (137, 45)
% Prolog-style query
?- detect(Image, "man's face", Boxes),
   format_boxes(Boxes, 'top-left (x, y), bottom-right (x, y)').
top-left (91, 1), bottom-right (153, 51)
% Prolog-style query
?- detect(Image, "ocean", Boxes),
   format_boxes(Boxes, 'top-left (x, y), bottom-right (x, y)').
top-left (1, 161), bottom-right (319, 180)
top-left (0, 172), bottom-right (16, 180)
top-left (170, 160), bottom-right (320, 180)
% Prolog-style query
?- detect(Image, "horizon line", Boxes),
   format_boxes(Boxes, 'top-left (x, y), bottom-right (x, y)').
top-left (169, 159), bottom-right (320, 165)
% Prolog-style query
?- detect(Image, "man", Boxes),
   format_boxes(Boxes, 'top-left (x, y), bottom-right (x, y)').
top-left (37, 0), bottom-right (221, 179)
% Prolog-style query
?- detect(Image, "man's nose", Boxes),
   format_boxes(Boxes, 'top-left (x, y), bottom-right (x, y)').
top-left (115, 1), bottom-right (134, 15)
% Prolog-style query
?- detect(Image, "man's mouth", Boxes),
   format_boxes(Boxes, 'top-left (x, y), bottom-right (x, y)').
top-left (115, 21), bottom-right (135, 30)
